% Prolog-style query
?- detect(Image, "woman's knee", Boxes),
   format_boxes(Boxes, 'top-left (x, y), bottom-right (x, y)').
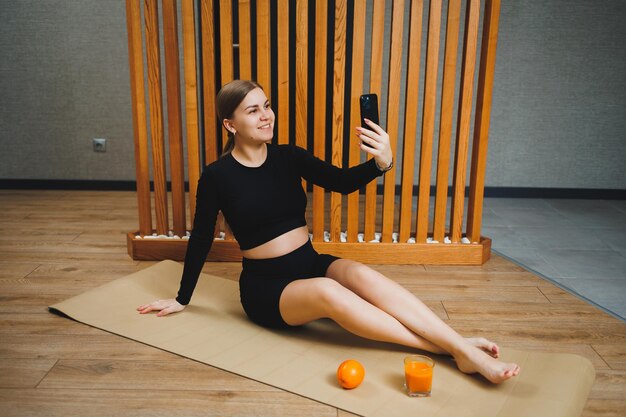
top-left (280, 277), bottom-right (348, 324)
top-left (314, 278), bottom-right (356, 318)
top-left (284, 277), bottom-right (351, 318)
top-left (330, 259), bottom-right (377, 287)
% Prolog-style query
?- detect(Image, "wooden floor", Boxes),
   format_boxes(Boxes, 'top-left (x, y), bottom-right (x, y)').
top-left (0, 190), bottom-right (624, 416)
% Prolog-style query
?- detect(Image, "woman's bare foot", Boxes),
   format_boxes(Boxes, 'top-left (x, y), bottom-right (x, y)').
top-left (455, 345), bottom-right (520, 384)
top-left (466, 337), bottom-right (499, 358)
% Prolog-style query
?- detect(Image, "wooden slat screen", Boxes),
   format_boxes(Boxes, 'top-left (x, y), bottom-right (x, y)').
top-left (126, 0), bottom-right (501, 264)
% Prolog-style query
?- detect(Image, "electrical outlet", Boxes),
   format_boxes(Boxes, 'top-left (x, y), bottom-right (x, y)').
top-left (93, 138), bottom-right (106, 152)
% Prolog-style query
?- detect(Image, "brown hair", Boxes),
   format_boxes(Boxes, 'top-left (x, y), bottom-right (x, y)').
top-left (216, 79), bottom-right (264, 157)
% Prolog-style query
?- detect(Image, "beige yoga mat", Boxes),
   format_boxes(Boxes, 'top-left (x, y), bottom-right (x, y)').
top-left (49, 260), bottom-right (595, 417)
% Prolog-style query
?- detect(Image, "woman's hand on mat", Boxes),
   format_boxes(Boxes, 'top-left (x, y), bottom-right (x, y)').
top-left (355, 119), bottom-right (393, 170)
top-left (137, 299), bottom-right (185, 317)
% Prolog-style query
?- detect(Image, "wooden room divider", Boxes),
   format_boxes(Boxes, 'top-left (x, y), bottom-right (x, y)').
top-left (125, 0), bottom-right (501, 264)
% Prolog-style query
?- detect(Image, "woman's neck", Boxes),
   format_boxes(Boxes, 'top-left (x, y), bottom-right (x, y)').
top-left (231, 141), bottom-right (268, 167)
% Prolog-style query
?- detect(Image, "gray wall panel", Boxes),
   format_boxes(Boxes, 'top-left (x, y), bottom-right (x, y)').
top-left (487, 0), bottom-right (626, 188)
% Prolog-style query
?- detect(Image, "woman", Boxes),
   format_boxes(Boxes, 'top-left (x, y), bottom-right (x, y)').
top-left (137, 80), bottom-right (520, 384)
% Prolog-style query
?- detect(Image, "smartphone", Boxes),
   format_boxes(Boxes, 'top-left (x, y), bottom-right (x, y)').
top-left (359, 93), bottom-right (379, 131)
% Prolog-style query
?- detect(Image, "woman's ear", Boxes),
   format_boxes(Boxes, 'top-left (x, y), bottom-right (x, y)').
top-left (223, 119), bottom-right (236, 135)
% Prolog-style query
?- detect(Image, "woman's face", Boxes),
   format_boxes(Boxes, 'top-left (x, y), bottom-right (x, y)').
top-left (225, 87), bottom-right (275, 143)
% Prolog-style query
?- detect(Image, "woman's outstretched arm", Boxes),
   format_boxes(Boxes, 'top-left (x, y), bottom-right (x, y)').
top-left (292, 119), bottom-right (393, 194)
top-left (137, 167), bottom-right (220, 316)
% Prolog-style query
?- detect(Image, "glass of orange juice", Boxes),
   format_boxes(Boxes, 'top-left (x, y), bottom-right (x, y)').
top-left (404, 355), bottom-right (435, 397)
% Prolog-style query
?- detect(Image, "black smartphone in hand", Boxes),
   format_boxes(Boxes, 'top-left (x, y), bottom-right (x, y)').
top-left (359, 93), bottom-right (379, 131)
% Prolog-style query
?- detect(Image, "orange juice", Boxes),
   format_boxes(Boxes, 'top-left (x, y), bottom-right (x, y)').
top-left (404, 355), bottom-right (434, 396)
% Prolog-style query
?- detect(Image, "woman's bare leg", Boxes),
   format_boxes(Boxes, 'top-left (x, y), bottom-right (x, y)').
top-left (280, 277), bottom-right (447, 354)
top-left (280, 276), bottom-right (518, 383)
top-left (323, 259), bottom-right (520, 383)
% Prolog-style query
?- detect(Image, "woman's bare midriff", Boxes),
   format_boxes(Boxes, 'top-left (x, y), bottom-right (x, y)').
top-left (240, 225), bottom-right (310, 259)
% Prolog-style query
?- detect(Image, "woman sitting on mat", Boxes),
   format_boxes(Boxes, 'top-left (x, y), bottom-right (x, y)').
top-left (137, 79), bottom-right (520, 384)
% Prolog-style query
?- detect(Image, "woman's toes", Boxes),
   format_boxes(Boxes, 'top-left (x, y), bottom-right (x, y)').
top-left (491, 344), bottom-right (500, 358)
top-left (466, 337), bottom-right (499, 358)
top-left (456, 347), bottom-right (520, 384)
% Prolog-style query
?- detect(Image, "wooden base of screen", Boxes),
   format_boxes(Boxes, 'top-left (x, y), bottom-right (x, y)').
top-left (127, 232), bottom-right (491, 265)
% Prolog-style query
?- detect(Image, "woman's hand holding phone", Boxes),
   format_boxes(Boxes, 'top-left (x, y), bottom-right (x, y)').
top-left (355, 119), bottom-right (393, 171)
top-left (356, 93), bottom-right (392, 170)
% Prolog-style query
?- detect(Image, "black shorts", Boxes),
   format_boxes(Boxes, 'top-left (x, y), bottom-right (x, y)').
top-left (239, 239), bottom-right (340, 329)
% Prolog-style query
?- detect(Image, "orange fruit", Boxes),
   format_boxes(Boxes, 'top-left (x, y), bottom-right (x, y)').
top-left (336, 359), bottom-right (365, 389)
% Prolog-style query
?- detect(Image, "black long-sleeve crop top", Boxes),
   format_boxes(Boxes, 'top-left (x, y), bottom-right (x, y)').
top-left (175, 143), bottom-right (385, 305)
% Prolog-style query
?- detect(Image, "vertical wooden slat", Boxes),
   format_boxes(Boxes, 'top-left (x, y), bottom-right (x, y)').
top-left (218, 1), bottom-right (238, 242)
top-left (256, 0), bottom-right (271, 95)
top-left (219, 0), bottom-right (234, 154)
top-left (162, 0), bottom-right (186, 237)
top-left (364, 0), bottom-right (385, 242)
top-left (415, 0), bottom-right (442, 243)
top-left (181, 0), bottom-right (201, 224)
top-left (330, 0), bottom-right (347, 242)
top-left (209, 0), bottom-right (232, 241)
top-left (433, 0), bottom-right (461, 242)
top-left (295, 0), bottom-right (308, 204)
top-left (467, 0), bottom-right (501, 243)
top-left (347, 0), bottom-right (367, 243)
top-left (312, 0), bottom-right (327, 242)
top-left (450, 0), bottom-right (480, 243)
top-left (398, 0), bottom-right (424, 244)
top-left (201, 0), bottom-right (218, 163)
top-left (381, 0), bottom-right (404, 243)
top-left (144, 0), bottom-right (169, 235)
top-left (219, 1), bottom-right (234, 82)
top-left (277, 0), bottom-right (289, 145)
top-left (126, 0), bottom-right (152, 236)
top-left (295, 0), bottom-right (307, 152)
top-left (238, 0), bottom-right (252, 80)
